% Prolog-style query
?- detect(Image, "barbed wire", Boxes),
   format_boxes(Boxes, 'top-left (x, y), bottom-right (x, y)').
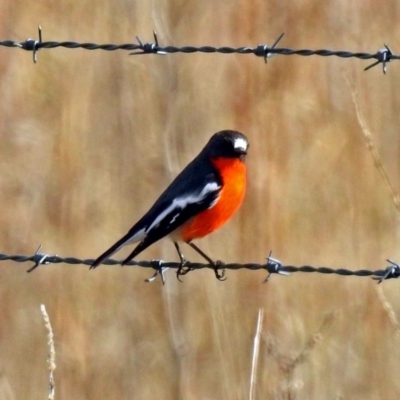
top-left (0, 26), bottom-right (397, 74)
top-left (1, 245), bottom-right (399, 284)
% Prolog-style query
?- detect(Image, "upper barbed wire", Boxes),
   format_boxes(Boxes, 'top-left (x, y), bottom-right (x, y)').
top-left (0, 27), bottom-right (396, 73)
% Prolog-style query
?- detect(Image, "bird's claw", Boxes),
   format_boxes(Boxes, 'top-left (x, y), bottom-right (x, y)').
top-left (214, 260), bottom-right (227, 281)
top-left (176, 259), bottom-right (194, 282)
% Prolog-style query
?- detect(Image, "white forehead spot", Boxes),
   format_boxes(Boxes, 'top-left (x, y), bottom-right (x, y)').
top-left (234, 137), bottom-right (248, 151)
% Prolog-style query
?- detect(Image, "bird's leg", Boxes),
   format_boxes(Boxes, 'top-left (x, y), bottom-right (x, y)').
top-left (187, 242), bottom-right (226, 281)
top-left (174, 242), bottom-right (193, 281)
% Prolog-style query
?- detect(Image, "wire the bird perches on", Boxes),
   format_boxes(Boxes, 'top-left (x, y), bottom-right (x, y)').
top-left (0, 247), bottom-right (399, 283)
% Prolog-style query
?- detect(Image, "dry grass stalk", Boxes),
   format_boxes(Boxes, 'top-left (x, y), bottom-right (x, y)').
top-left (265, 311), bottom-right (337, 398)
top-left (40, 305), bottom-right (56, 400)
top-left (249, 308), bottom-right (264, 400)
top-left (346, 77), bottom-right (400, 214)
top-left (375, 286), bottom-right (400, 338)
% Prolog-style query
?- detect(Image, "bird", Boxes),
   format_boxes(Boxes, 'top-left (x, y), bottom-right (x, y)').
top-left (90, 130), bottom-right (249, 281)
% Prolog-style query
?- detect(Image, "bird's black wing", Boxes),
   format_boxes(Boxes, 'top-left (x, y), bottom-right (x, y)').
top-left (91, 154), bottom-right (221, 268)
top-left (121, 169), bottom-right (221, 264)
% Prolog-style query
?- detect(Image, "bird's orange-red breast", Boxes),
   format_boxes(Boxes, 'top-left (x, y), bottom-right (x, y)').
top-left (179, 157), bottom-right (246, 242)
top-left (90, 130), bottom-right (249, 278)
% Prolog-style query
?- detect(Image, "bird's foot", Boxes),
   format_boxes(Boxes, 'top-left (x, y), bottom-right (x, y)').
top-left (213, 260), bottom-right (227, 281)
top-left (176, 259), bottom-right (194, 282)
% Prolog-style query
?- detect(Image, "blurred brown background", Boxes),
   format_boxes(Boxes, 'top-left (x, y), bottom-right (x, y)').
top-left (1, 1), bottom-right (400, 399)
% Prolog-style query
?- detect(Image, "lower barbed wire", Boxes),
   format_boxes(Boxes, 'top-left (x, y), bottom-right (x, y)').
top-left (0, 248), bottom-right (397, 284)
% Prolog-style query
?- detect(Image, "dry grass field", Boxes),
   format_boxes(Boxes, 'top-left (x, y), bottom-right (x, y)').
top-left (1, 1), bottom-right (400, 399)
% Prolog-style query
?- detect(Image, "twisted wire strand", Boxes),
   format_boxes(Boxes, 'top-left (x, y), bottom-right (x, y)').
top-left (0, 39), bottom-right (395, 60)
top-left (1, 27), bottom-right (394, 71)
top-left (0, 38), bottom-right (400, 61)
top-left (0, 252), bottom-right (398, 282)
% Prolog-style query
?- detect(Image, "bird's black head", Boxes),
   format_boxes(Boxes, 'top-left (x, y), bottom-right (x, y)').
top-left (204, 130), bottom-right (249, 159)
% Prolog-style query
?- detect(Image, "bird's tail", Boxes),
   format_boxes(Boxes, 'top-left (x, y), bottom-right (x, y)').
top-left (120, 240), bottom-right (152, 266)
top-left (90, 231), bottom-right (140, 269)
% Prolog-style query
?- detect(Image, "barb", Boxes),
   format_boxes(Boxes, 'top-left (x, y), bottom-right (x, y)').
top-left (130, 31), bottom-right (167, 55)
top-left (373, 259), bottom-right (400, 284)
top-left (263, 251), bottom-right (291, 282)
top-left (11, 24), bottom-right (43, 63)
top-left (144, 260), bottom-right (169, 285)
top-left (364, 44), bottom-right (393, 74)
top-left (0, 27), bottom-right (398, 72)
top-left (0, 247), bottom-right (399, 284)
top-left (254, 32), bottom-right (285, 63)
top-left (26, 244), bottom-right (53, 273)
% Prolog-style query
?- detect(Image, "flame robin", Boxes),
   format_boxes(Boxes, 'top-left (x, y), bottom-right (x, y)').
top-left (91, 130), bottom-right (248, 280)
